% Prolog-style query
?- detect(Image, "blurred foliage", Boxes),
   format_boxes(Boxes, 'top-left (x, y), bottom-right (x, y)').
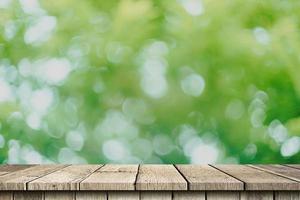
top-left (0, 0), bottom-right (300, 164)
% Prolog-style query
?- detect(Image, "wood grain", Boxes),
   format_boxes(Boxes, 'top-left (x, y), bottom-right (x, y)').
top-left (14, 192), bottom-right (43, 200)
top-left (0, 192), bottom-right (12, 200)
top-left (80, 164), bottom-right (138, 190)
top-left (44, 192), bottom-right (75, 200)
top-left (206, 191), bottom-right (240, 200)
top-left (76, 191), bottom-right (107, 200)
top-left (28, 165), bottom-right (102, 190)
top-left (176, 165), bottom-right (243, 190)
top-left (108, 192), bottom-right (139, 200)
top-left (136, 165), bottom-right (187, 190)
top-left (275, 191), bottom-right (300, 200)
top-left (173, 192), bottom-right (205, 200)
top-left (140, 192), bottom-right (171, 200)
top-left (0, 165), bottom-right (66, 190)
top-left (0, 165), bottom-right (34, 176)
top-left (0, 164), bottom-right (299, 198)
top-left (240, 191), bottom-right (273, 200)
top-left (285, 165), bottom-right (300, 170)
top-left (250, 165), bottom-right (300, 182)
top-left (212, 165), bottom-right (300, 190)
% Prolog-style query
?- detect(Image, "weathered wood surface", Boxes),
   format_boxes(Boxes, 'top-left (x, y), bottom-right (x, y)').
top-left (14, 191), bottom-right (44, 200)
top-left (250, 164), bottom-right (300, 182)
top-left (0, 165), bottom-right (33, 176)
top-left (28, 165), bottom-right (102, 190)
top-left (286, 165), bottom-right (300, 170)
top-left (240, 191), bottom-right (273, 200)
top-left (136, 165), bottom-right (187, 190)
top-left (44, 191), bottom-right (74, 200)
top-left (4, 191), bottom-right (300, 200)
top-left (206, 191), bottom-right (240, 200)
top-left (173, 191), bottom-right (205, 200)
top-left (108, 191), bottom-right (139, 200)
top-left (0, 164), bottom-right (299, 191)
top-left (140, 191), bottom-right (172, 200)
top-left (0, 165), bottom-right (67, 190)
top-left (275, 191), bottom-right (300, 200)
top-left (76, 191), bottom-right (106, 200)
top-left (212, 164), bottom-right (300, 190)
top-left (0, 164), bottom-right (299, 199)
top-left (80, 164), bottom-right (138, 190)
top-left (176, 164), bottom-right (243, 190)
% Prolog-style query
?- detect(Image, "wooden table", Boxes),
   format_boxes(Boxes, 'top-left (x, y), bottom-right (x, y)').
top-left (0, 164), bottom-right (299, 199)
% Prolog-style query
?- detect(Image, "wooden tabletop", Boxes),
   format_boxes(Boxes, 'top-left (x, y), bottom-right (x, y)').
top-left (0, 164), bottom-right (299, 191)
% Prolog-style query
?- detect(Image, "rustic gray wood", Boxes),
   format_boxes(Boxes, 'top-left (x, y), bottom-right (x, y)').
top-left (275, 191), bottom-right (300, 200)
top-left (44, 192), bottom-right (75, 200)
top-left (206, 191), bottom-right (240, 200)
top-left (76, 191), bottom-right (107, 200)
top-left (0, 192), bottom-right (13, 200)
top-left (286, 165), bottom-right (300, 170)
top-left (0, 165), bottom-right (66, 190)
top-left (0, 165), bottom-right (34, 176)
top-left (28, 165), bottom-right (102, 190)
top-left (14, 192), bottom-right (43, 200)
top-left (173, 191), bottom-right (205, 200)
top-left (176, 165), bottom-right (243, 190)
top-left (0, 164), bottom-right (299, 200)
top-left (136, 165), bottom-right (187, 190)
top-left (140, 192), bottom-right (171, 200)
top-left (250, 165), bottom-right (300, 182)
top-left (80, 164), bottom-right (138, 190)
top-left (108, 192), bottom-right (139, 200)
top-left (240, 191), bottom-right (273, 200)
top-left (212, 165), bottom-right (300, 190)
top-left (0, 172), bottom-right (7, 176)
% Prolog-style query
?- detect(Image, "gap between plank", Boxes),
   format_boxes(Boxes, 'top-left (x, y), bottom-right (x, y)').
top-left (247, 165), bottom-right (300, 183)
top-left (0, 172), bottom-right (10, 177)
top-left (133, 164), bottom-right (140, 190)
top-left (208, 164), bottom-right (246, 190)
top-left (0, 165), bottom-right (36, 178)
top-left (77, 164), bottom-right (106, 190)
top-left (282, 164), bottom-right (300, 171)
top-left (173, 164), bottom-right (190, 190)
top-left (25, 164), bottom-right (71, 190)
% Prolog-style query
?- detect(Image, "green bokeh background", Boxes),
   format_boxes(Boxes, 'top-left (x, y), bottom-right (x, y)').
top-left (0, 0), bottom-right (300, 164)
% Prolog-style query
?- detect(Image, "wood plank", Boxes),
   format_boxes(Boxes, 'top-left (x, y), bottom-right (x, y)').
top-left (173, 192), bottom-right (205, 200)
top-left (206, 192), bottom-right (239, 200)
top-left (212, 165), bottom-right (300, 190)
top-left (80, 164), bottom-right (138, 190)
top-left (0, 192), bottom-right (13, 200)
top-left (240, 191), bottom-right (273, 200)
top-left (285, 165), bottom-right (300, 170)
top-left (275, 191), bottom-right (300, 200)
top-left (76, 192), bottom-right (107, 200)
top-left (0, 172), bottom-right (8, 176)
top-left (175, 165), bottom-right (243, 190)
top-left (0, 165), bottom-right (34, 176)
top-left (108, 192), bottom-right (139, 200)
top-left (136, 165), bottom-right (187, 190)
top-left (0, 165), bottom-right (34, 177)
top-left (44, 192), bottom-right (74, 200)
top-left (28, 165), bottom-right (102, 190)
top-left (140, 192), bottom-right (171, 200)
top-left (14, 192), bottom-right (43, 200)
top-left (250, 165), bottom-right (300, 182)
top-left (0, 165), bottom-right (66, 190)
